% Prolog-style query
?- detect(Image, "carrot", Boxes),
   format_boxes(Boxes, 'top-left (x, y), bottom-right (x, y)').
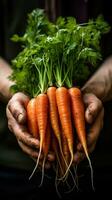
top-left (51, 134), bottom-right (73, 198)
top-left (27, 98), bottom-right (39, 139)
top-left (39, 119), bottom-right (51, 187)
top-left (47, 87), bottom-right (61, 145)
top-left (47, 87), bottom-right (66, 163)
top-left (68, 88), bottom-right (87, 154)
top-left (52, 128), bottom-right (77, 194)
top-left (51, 132), bottom-right (64, 179)
top-left (47, 86), bottom-right (72, 181)
top-left (61, 128), bottom-right (79, 192)
top-left (61, 131), bottom-right (70, 176)
top-left (68, 87), bottom-right (94, 189)
top-left (29, 93), bottom-right (49, 179)
top-left (56, 87), bottom-right (74, 179)
top-left (42, 121), bottom-right (51, 158)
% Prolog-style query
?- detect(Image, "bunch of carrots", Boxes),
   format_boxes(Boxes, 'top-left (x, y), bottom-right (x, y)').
top-left (27, 86), bottom-right (93, 190)
top-left (10, 9), bottom-right (110, 191)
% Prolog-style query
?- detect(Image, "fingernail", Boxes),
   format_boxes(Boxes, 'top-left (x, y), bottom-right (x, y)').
top-left (47, 154), bottom-right (54, 161)
top-left (18, 113), bottom-right (23, 123)
top-left (87, 110), bottom-right (93, 123)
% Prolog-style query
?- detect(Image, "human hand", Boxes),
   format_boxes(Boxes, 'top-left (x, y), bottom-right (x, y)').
top-left (6, 92), bottom-right (54, 169)
top-left (73, 93), bottom-right (104, 164)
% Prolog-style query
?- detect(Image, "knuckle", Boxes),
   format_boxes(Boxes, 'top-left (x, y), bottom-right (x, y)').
top-left (31, 151), bottom-right (38, 158)
top-left (8, 122), bottom-right (13, 132)
top-left (97, 98), bottom-right (103, 110)
top-left (7, 100), bottom-right (13, 111)
top-left (7, 101), bottom-right (19, 119)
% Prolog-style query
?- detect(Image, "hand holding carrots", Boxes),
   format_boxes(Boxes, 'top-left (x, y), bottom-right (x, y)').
top-left (6, 92), bottom-right (55, 169)
top-left (25, 86), bottom-right (98, 186)
top-left (6, 89), bottom-right (104, 187)
top-left (73, 93), bottom-right (104, 164)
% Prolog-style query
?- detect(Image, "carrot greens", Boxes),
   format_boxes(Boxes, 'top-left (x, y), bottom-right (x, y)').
top-left (10, 9), bottom-right (110, 97)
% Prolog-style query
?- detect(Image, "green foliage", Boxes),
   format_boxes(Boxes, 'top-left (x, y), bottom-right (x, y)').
top-left (10, 9), bottom-right (110, 97)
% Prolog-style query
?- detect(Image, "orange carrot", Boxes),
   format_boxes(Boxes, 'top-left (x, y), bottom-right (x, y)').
top-left (61, 131), bottom-right (70, 175)
top-left (68, 87), bottom-right (94, 189)
top-left (39, 119), bottom-right (51, 186)
top-left (27, 98), bottom-right (39, 139)
top-left (36, 93), bottom-right (49, 163)
top-left (60, 128), bottom-right (78, 191)
top-left (29, 93), bottom-right (49, 179)
top-left (47, 86), bottom-right (72, 181)
top-left (51, 132), bottom-right (60, 174)
top-left (42, 121), bottom-right (51, 158)
top-left (56, 87), bottom-right (74, 178)
top-left (68, 87), bottom-right (87, 155)
top-left (47, 87), bottom-right (61, 144)
top-left (47, 87), bottom-right (65, 159)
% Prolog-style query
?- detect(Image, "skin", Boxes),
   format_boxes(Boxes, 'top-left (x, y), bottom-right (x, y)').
top-left (0, 58), bottom-right (54, 169)
top-left (6, 92), bottom-right (54, 169)
top-left (82, 56), bottom-right (112, 102)
top-left (6, 85), bottom-right (104, 167)
top-left (73, 56), bottom-right (112, 164)
top-left (73, 93), bottom-right (104, 164)
top-left (0, 58), bottom-right (13, 101)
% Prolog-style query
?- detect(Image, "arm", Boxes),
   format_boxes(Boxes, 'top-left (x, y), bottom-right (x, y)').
top-left (0, 57), bottom-right (54, 168)
top-left (0, 58), bottom-right (39, 158)
top-left (0, 58), bottom-right (13, 102)
top-left (82, 56), bottom-right (112, 102)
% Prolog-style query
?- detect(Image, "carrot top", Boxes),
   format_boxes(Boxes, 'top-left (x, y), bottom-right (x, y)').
top-left (9, 9), bottom-right (110, 96)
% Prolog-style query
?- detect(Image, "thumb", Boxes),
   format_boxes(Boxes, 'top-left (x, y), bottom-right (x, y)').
top-left (17, 113), bottom-right (25, 124)
top-left (83, 93), bottom-right (102, 124)
top-left (7, 93), bottom-right (29, 124)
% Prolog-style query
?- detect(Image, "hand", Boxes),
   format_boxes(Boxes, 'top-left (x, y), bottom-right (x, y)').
top-left (73, 93), bottom-right (104, 164)
top-left (6, 92), bottom-right (54, 169)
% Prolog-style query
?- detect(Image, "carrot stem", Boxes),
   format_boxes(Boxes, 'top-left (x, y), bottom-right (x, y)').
top-left (56, 87), bottom-right (74, 180)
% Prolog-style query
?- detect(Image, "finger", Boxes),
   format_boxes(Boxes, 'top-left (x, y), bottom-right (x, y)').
top-left (73, 152), bottom-right (85, 164)
top-left (15, 126), bottom-right (40, 149)
top-left (7, 108), bottom-right (40, 149)
top-left (47, 151), bottom-right (55, 162)
top-left (7, 93), bottom-right (29, 124)
top-left (7, 101), bottom-right (27, 124)
top-left (87, 108), bottom-right (104, 150)
top-left (76, 108), bottom-right (104, 156)
top-left (83, 93), bottom-right (103, 124)
top-left (18, 140), bottom-right (41, 159)
top-left (76, 142), bottom-right (83, 152)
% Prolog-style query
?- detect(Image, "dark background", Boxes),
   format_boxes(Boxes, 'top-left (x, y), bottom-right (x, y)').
top-left (0, 0), bottom-right (112, 197)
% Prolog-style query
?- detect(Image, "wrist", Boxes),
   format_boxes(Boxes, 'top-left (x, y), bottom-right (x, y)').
top-left (0, 58), bottom-right (13, 102)
top-left (82, 56), bottom-right (112, 103)
top-left (0, 83), bottom-right (13, 102)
